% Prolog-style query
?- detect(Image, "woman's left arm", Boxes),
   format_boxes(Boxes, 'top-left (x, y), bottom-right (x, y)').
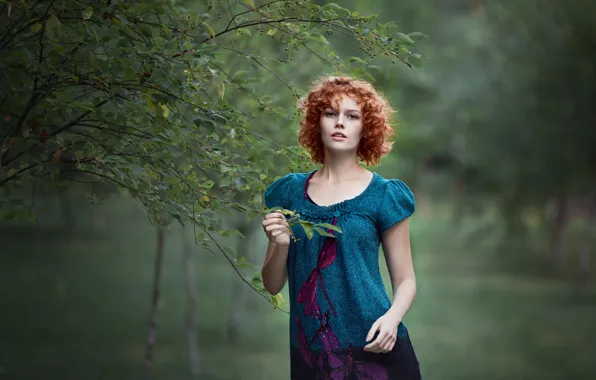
top-left (364, 218), bottom-right (416, 353)
top-left (382, 217), bottom-right (417, 321)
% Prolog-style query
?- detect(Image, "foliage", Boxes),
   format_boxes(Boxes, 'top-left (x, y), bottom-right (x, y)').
top-left (0, 0), bottom-right (425, 306)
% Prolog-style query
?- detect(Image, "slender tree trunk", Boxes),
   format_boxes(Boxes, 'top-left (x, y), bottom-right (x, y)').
top-left (225, 216), bottom-right (258, 343)
top-left (140, 225), bottom-right (165, 380)
top-left (575, 200), bottom-right (595, 297)
top-left (548, 195), bottom-right (569, 275)
top-left (575, 240), bottom-right (591, 297)
top-left (58, 186), bottom-right (74, 229)
top-left (182, 225), bottom-right (200, 379)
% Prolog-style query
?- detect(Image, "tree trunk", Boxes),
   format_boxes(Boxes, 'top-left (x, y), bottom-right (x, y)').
top-left (548, 195), bottom-right (569, 275)
top-left (140, 225), bottom-right (165, 380)
top-left (182, 225), bottom-right (200, 379)
top-left (575, 241), bottom-right (591, 297)
top-left (225, 216), bottom-right (258, 343)
top-left (58, 186), bottom-right (74, 230)
top-left (575, 199), bottom-right (595, 297)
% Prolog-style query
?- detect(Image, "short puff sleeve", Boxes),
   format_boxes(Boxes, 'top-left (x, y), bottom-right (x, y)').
top-left (264, 173), bottom-right (294, 209)
top-left (378, 179), bottom-right (415, 232)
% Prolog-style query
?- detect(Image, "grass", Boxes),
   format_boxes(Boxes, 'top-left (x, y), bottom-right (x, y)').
top-left (0, 196), bottom-right (595, 379)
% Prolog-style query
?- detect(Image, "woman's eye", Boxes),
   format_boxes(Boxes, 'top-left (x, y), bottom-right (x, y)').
top-left (325, 111), bottom-right (337, 117)
top-left (348, 114), bottom-right (360, 120)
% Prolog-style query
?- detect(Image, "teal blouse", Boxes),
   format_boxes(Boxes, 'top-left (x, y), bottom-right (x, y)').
top-left (264, 170), bottom-right (415, 352)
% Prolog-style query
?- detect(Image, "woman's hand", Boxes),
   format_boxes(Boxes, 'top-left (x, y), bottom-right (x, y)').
top-left (363, 311), bottom-right (401, 353)
top-left (262, 211), bottom-right (291, 246)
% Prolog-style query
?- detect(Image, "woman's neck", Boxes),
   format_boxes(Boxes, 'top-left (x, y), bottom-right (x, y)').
top-left (317, 155), bottom-right (368, 182)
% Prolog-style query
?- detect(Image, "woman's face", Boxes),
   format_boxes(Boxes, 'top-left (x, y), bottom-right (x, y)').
top-left (319, 95), bottom-right (363, 155)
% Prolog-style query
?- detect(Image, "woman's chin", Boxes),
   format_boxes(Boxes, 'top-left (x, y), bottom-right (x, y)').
top-left (324, 145), bottom-right (358, 155)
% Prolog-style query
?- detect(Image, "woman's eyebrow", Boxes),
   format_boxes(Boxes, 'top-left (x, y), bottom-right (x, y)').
top-left (344, 109), bottom-right (361, 113)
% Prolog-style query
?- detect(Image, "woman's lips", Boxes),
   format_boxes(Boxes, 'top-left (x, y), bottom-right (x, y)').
top-left (331, 133), bottom-right (346, 141)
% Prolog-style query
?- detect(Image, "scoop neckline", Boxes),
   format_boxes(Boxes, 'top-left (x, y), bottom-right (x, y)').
top-left (301, 169), bottom-right (378, 217)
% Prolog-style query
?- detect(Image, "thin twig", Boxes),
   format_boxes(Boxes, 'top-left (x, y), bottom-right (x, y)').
top-left (203, 228), bottom-right (289, 314)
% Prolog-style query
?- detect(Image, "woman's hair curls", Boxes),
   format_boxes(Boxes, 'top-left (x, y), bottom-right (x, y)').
top-left (298, 75), bottom-right (395, 166)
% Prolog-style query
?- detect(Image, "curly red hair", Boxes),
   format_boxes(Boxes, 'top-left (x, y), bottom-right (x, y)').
top-left (298, 76), bottom-right (395, 166)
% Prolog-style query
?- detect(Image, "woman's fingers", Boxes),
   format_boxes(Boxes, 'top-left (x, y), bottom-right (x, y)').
top-left (265, 222), bottom-right (287, 231)
top-left (364, 328), bottom-right (396, 353)
top-left (264, 211), bottom-right (286, 220)
top-left (381, 335), bottom-right (396, 353)
top-left (262, 212), bottom-right (292, 243)
top-left (262, 214), bottom-right (286, 229)
top-left (263, 212), bottom-right (290, 234)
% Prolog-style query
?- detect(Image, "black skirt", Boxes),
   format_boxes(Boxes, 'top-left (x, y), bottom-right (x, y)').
top-left (290, 329), bottom-right (422, 380)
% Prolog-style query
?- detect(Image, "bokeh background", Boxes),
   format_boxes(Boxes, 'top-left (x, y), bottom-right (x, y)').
top-left (1, 0), bottom-right (595, 379)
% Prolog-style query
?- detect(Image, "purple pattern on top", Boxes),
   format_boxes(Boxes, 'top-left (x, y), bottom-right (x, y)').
top-left (296, 217), bottom-right (338, 318)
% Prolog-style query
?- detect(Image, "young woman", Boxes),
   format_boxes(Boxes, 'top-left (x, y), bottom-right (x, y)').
top-left (261, 76), bottom-right (422, 379)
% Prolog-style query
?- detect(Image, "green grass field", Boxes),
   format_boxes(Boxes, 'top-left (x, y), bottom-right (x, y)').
top-left (1, 196), bottom-right (595, 380)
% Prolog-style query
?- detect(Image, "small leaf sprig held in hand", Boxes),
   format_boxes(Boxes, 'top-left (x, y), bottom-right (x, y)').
top-left (263, 208), bottom-right (342, 243)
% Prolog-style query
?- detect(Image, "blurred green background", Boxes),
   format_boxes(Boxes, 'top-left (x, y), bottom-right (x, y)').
top-left (1, 187), bottom-right (594, 380)
top-left (1, 0), bottom-right (595, 379)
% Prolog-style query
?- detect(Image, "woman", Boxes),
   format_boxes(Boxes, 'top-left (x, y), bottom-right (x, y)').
top-left (261, 76), bottom-right (422, 379)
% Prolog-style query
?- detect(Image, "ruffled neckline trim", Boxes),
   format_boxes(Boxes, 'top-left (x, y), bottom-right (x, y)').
top-left (299, 170), bottom-right (379, 219)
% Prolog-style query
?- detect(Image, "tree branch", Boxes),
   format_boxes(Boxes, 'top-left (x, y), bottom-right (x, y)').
top-left (0, 162), bottom-right (42, 187)
top-left (225, 0), bottom-right (286, 31)
top-left (2, 99), bottom-right (110, 167)
top-left (173, 16), bottom-right (346, 58)
top-left (215, 43), bottom-right (299, 99)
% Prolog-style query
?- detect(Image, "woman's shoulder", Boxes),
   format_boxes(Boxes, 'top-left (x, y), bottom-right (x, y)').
top-left (372, 172), bottom-right (413, 192)
top-left (370, 172), bottom-right (415, 231)
top-left (370, 172), bottom-right (415, 207)
top-left (266, 171), bottom-right (311, 188)
top-left (263, 171), bottom-right (311, 208)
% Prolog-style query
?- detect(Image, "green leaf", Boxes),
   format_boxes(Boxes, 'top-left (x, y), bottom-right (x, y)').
top-left (224, 245), bottom-right (237, 258)
top-left (46, 15), bottom-right (61, 39)
top-left (317, 223), bottom-right (342, 233)
top-left (144, 95), bottom-right (156, 113)
top-left (407, 32), bottom-right (427, 41)
top-left (236, 256), bottom-right (255, 269)
top-left (82, 7), bottom-right (93, 20)
top-left (300, 221), bottom-right (314, 239)
top-left (365, 14), bottom-right (378, 22)
top-left (348, 56), bottom-right (367, 64)
top-left (159, 104), bottom-right (170, 118)
top-left (193, 117), bottom-right (215, 132)
top-left (394, 32), bottom-right (415, 44)
top-left (204, 23), bottom-right (215, 39)
top-left (307, 33), bottom-right (329, 45)
top-left (407, 53), bottom-right (423, 68)
top-left (266, 28), bottom-right (277, 36)
top-left (251, 277), bottom-right (262, 288)
top-left (270, 292), bottom-right (286, 309)
top-left (323, 3), bottom-right (344, 10)
top-left (238, 0), bottom-right (255, 9)
top-left (31, 23), bottom-right (42, 33)
top-left (52, 42), bottom-right (65, 54)
top-left (314, 227), bottom-right (335, 238)
top-left (212, 72), bottom-right (225, 99)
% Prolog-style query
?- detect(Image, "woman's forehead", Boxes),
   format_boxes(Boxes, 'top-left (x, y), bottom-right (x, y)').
top-left (329, 94), bottom-right (361, 110)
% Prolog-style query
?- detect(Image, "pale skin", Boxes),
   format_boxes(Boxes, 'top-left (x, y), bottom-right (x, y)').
top-left (261, 95), bottom-right (417, 354)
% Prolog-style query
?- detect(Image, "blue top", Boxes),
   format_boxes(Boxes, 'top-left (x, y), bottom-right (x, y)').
top-left (264, 170), bottom-right (415, 353)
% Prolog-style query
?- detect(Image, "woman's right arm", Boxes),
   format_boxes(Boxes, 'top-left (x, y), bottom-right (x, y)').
top-left (261, 211), bottom-right (291, 295)
top-left (262, 241), bottom-right (289, 295)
